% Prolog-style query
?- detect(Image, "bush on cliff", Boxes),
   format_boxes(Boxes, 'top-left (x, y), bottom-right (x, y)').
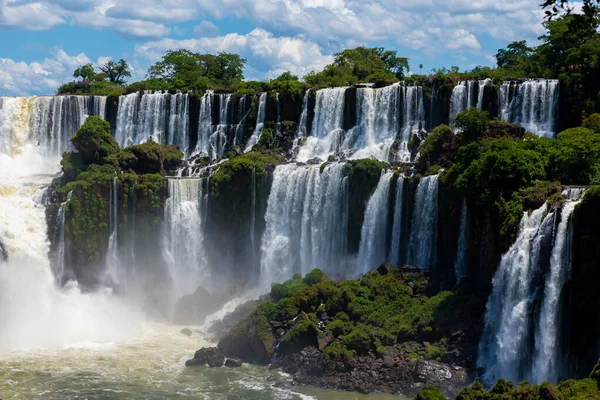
top-left (71, 116), bottom-right (119, 164)
top-left (417, 124), bottom-right (459, 172)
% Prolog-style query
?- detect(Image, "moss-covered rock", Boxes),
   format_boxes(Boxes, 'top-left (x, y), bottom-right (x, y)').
top-left (71, 116), bottom-right (119, 164)
top-left (414, 385), bottom-right (447, 400)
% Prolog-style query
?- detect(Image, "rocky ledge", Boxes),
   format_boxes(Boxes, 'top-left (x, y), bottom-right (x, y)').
top-left (186, 265), bottom-right (485, 398)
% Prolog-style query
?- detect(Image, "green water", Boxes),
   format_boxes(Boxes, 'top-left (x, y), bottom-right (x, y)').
top-left (0, 323), bottom-right (406, 400)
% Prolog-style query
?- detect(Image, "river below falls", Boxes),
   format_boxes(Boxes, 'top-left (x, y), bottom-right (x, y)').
top-left (0, 323), bottom-right (407, 400)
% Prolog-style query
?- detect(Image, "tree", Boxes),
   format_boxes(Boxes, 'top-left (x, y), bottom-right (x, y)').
top-left (99, 59), bottom-right (131, 85)
top-left (454, 108), bottom-right (490, 143)
top-left (541, 0), bottom-right (599, 20)
top-left (73, 63), bottom-right (96, 81)
top-left (147, 50), bottom-right (245, 90)
top-left (495, 41), bottom-right (534, 69)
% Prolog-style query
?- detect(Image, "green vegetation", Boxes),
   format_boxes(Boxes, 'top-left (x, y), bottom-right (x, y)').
top-left (246, 267), bottom-right (474, 364)
top-left (210, 151), bottom-right (280, 197)
top-left (146, 49), bottom-right (246, 91)
top-left (56, 117), bottom-right (180, 266)
top-left (305, 47), bottom-right (409, 87)
top-left (414, 385), bottom-right (447, 400)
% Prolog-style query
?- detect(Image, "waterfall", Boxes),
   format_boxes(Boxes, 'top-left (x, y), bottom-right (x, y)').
top-left (478, 203), bottom-right (556, 384)
top-left (449, 79), bottom-right (491, 126)
top-left (407, 175), bottom-right (439, 270)
top-left (389, 175), bottom-right (405, 266)
top-left (244, 92), bottom-right (267, 152)
top-left (260, 163), bottom-right (348, 286)
top-left (163, 178), bottom-right (207, 300)
top-left (499, 79), bottom-right (559, 138)
top-left (298, 84), bottom-right (423, 163)
top-left (400, 85), bottom-right (425, 144)
top-left (250, 167), bottom-right (257, 260)
top-left (477, 78), bottom-right (492, 109)
top-left (114, 91), bottom-right (192, 152)
top-left (297, 89), bottom-right (310, 137)
top-left (533, 189), bottom-right (586, 383)
top-left (454, 199), bottom-right (469, 283)
top-left (0, 96), bottom-right (105, 158)
top-left (53, 190), bottom-right (73, 285)
top-left (0, 96), bottom-right (141, 351)
top-left (196, 91), bottom-right (213, 157)
top-left (105, 176), bottom-right (120, 285)
top-left (168, 92), bottom-right (189, 156)
top-left (348, 84), bottom-right (402, 161)
top-left (357, 171), bottom-right (394, 273)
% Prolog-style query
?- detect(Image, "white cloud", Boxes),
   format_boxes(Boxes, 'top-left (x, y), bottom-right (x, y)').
top-left (135, 28), bottom-right (334, 80)
top-left (0, 49), bottom-right (110, 96)
top-left (193, 21), bottom-right (219, 37)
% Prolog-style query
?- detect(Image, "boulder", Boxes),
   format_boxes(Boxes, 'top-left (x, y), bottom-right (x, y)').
top-left (218, 318), bottom-right (276, 365)
top-left (180, 328), bottom-right (193, 336)
top-left (412, 360), bottom-right (468, 395)
top-left (185, 347), bottom-right (225, 367)
top-left (174, 286), bottom-right (228, 325)
top-left (225, 358), bottom-right (243, 368)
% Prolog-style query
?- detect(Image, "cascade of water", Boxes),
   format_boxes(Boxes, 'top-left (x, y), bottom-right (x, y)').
top-left (196, 91), bottom-right (214, 157)
top-left (0, 97), bottom-right (142, 351)
top-left (499, 79), bottom-right (559, 138)
top-left (0, 96), bottom-right (105, 158)
top-left (115, 91), bottom-right (191, 151)
top-left (389, 175), bottom-right (405, 266)
top-left (297, 89), bottom-right (310, 137)
top-left (477, 78), bottom-right (492, 109)
top-left (454, 199), bottom-right (469, 283)
top-left (244, 92), bottom-right (267, 152)
top-left (105, 176), bottom-right (120, 286)
top-left (407, 175), bottom-right (439, 270)
top-left (53, 190), bottom-right (74, 285)
top-left (260, 163), bottom-right (348, 286)
top-left (449, 82), bottom-right (467, 126)
top-left (349, 84), bottom-right (401, 161)
top-left (533, 189), bottom-right (586, 383)
top-left (168, 92), bottom-right (189, 156)
top-left (400, 85), bottom-right (426, 145)
top-left (163, 178), bottom-right (207, 300)
top-left (477, 203), bottom-right (556, 384)
top-left (250, 167), bottom-right (257, 260)
top-left (357, 171), bottom-right (394, 273)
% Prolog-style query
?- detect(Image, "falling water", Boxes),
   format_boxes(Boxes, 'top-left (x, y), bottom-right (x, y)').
top-left (0, 96), bottom-right (105, 158)
top-left (244, 92), bottom-right (267, 152)
top-left (389, 175), bottom-right (405, 266)
top-left (454, 199), bottom-right (469, 284)
top-left (168, 92), bottom-right (189, 156)
top-left (407, 175), bottom-right (439, 270)
top-left (105, 176), bottom-right (120, 286)
top-left (0, 95), bottom-right (141, 351)
top-left (250, 167), bottom-right (257, 260)
top-left (400, 85), bottom-right (426, 144)
top-left (297, 89), bottom-right (310, 137)
top-left (53, 190), bottom-right (74, 285)
top-left (477, 78), bottom-right (492, 110)
top-left (260, 163), bottom-right (349, 286)
top-left (348, 84), bottom-right (402, 161)
top-left (499, 79), bottom-right (560, 137)
top-left (533, 189), bottom-right (586, 383)
top-left (357, 171), bottom-right (394, 273)
top-left (163, 178), bottom-right (207, 300)
top-left (478, 203), bottom-right (555, 383)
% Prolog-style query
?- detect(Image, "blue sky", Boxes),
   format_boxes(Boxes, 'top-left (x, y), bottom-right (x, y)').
top-left (0, 0), bottom-right (551, 96)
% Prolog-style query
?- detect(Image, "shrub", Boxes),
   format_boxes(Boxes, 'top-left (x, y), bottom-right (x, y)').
top-left (342, 326), bottom-right (371, 355)
top-left (414, 385), bottom-right (447, 400)
top-left (71, 116), bottom-right (119, 164)
top-left (324, 340), bottom-right (355, 361)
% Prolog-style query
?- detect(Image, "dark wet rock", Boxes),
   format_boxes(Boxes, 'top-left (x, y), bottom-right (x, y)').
top-left (207, 299), bottom-right (260, 342)
top-left (306, 157), bottom-right (323, 165)
top-left (180, 328), bottom-right (193, 336)
top-left (218, 317), bottom-right (276, 365)
top-left (173, 286), bottom-right (229, 325)
top-left (412, 360), bottom-right (469, 395)
top-left (185, 347), bottom-right (225, 368)
top-left (225, 358), bottom-right (243, 368)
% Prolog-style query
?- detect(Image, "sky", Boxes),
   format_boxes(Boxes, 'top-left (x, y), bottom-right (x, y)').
top-left (0, 0), bottom-right (553, 96)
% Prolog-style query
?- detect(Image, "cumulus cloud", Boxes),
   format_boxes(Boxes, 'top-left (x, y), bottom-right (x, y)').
top-left (135, 28), bottom-right (334, 80)
top-left (193, 21), bottom-right (220, 37)
top-left (0, 49), bottom-right (107, 96)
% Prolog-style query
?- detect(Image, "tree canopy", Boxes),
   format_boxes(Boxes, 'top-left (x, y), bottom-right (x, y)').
top-left (99, 59), bottom-right (131, 85)
top-left (146, 49), bottom-right (246, 90)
